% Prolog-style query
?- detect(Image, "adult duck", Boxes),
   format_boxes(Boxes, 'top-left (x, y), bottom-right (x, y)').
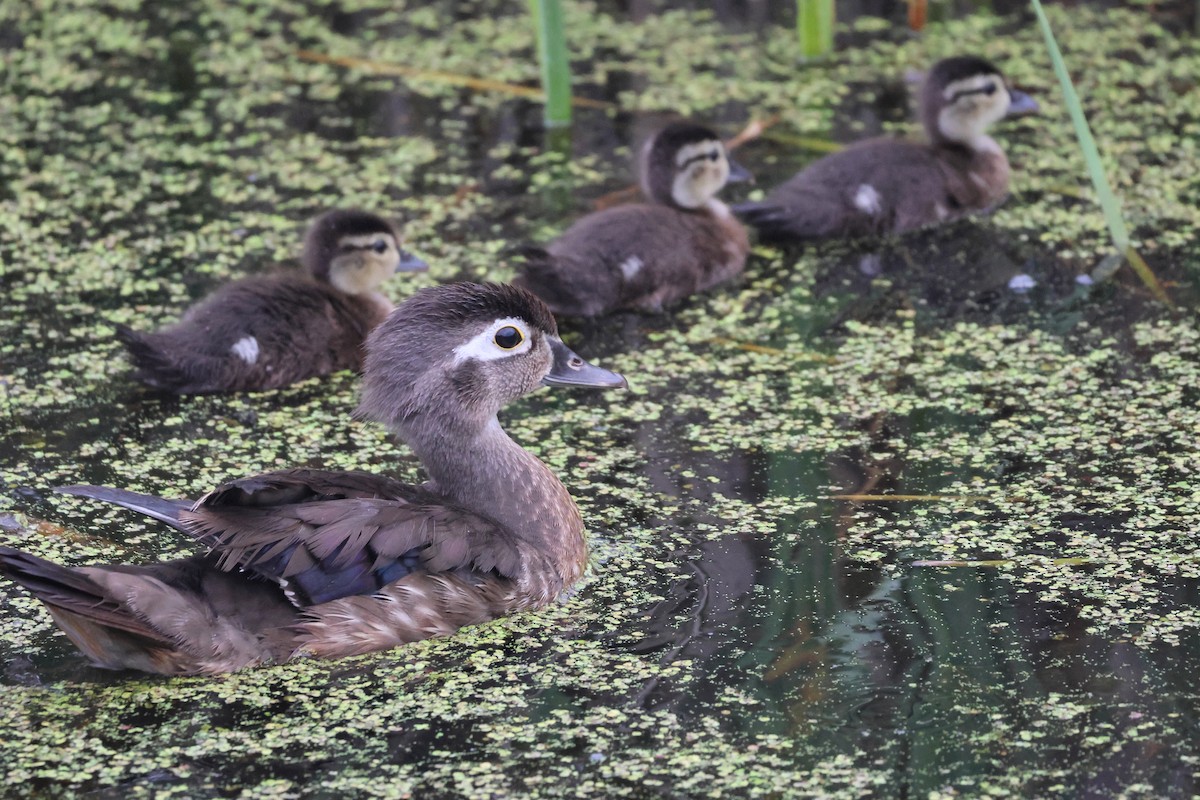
top-left (0, 282), bottom-right (626, 674)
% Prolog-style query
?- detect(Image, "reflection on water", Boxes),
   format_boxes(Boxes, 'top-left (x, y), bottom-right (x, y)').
top-left (615, 406), bottom-right (1200, 796)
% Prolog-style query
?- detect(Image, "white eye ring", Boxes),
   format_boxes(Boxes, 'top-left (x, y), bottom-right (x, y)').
top-left (453, 317), bottom-right (533, 364)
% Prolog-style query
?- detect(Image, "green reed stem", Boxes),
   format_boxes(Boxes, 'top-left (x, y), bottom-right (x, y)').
top-left (529, 0), bottom-right (571, 127)
top-left (796, 0), bottom-right (834, 59)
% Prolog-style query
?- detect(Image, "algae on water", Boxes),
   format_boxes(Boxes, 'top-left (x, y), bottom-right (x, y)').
top-left (0, 1), bottom-right (1198, 797)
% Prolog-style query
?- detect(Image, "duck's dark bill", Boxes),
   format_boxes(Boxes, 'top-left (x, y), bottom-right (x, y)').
top-left (396, 250), bottom-right (429, 272)
top-left (1006, 89), bottom-right (1039, 116)
top-left (726, 156), bottom-right (754, 183)
top-left (542, 338), bottom-right (628, 389)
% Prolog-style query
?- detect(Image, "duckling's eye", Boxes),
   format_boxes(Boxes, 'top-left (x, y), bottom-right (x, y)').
top-left (371, 240), bottom-right (390, 254)
top-left (982, 83), bottom-right (997, 95)
top-left (494, 326), bottom-right (524, 350)
top-left (708, 150), bottom-right (720, 161)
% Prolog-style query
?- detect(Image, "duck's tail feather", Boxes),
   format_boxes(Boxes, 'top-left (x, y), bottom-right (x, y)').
top-left (508, 247), bottom-right (580, 313)
top-left (731, 201), bottom-right (809, 241)
top-left (55, 485), bottom-right (191, 530)
top-left (0, 546), bottom-right (174, 646)
top-left (114, 323), bottom-right (192, 392)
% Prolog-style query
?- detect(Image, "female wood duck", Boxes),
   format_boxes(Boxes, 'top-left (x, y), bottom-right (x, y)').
top-left (513, 121), bottom-right (752, 316)
top-left (735, 56), bottom-right (1038, 240)
top-left (0, 282), bottom-right (627, 675)
top-left (117, 209), bottom-right (428, 394)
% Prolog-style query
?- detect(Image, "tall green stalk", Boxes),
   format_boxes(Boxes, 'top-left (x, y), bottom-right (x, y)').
top-left (796, 0), bottom-right (834, 59)
top-left (1030, 0), bottom-right (1170, 304)
top-left (529, 0), bottom-right (571, 127)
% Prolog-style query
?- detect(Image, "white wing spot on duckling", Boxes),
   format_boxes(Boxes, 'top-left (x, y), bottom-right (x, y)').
top-left (230, 336), bottom-right (260, 364)
top-left (854, 185), bottom-right (883, 216)
top-left (935, 203), bottom-right (950, 220)
top-left (619, 256), bottom-right (644, 281)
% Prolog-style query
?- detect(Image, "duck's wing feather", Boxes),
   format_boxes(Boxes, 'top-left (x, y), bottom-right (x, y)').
top-left (182, 468), bottom-right (522, 606)
top-left (56, 484), bottom-right (191, 529)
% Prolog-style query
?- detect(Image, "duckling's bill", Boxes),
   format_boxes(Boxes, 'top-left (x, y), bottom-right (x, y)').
top-left (396, 249), bottom-right (429, 272)
top-left (542, 338), bottom-right (628, 389)
top-left (1006, 89), bottom-right (1038, 116)
top-left (726, 156), bottom-right (754, 183)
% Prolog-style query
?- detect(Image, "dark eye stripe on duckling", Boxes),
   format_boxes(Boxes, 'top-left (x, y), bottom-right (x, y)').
top-left (679, 149), bottom-right (722, 167)
top-left (948, 82), bottom-right (999, 102)
top-left (673, 137), bottom-right (724, 168)
top-left (337, 235), bottom-right (394, 254)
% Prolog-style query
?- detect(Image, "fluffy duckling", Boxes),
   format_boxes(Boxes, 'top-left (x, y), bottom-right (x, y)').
top-left (117, 209), bottom-right (427, 394)
top-left (735, 56), bottom-right (1037, 240)
top-left (513, 121), bottom-right (752, 316)
top-left (0, 282), bottom-right (626, 675)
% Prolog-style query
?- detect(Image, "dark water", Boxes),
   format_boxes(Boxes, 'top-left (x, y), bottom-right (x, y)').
top-left (1, 1), bottom-right (1198, 798)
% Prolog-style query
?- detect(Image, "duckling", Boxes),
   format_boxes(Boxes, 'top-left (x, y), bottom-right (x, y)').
top-left (513, 121), bottom-right (752, 316)
top-left (735, 56), bottom-right (1038, 241)
top-left (116, 209), bottom-right (428, 394)
top-left (0, 282), bottom-right (626, 675)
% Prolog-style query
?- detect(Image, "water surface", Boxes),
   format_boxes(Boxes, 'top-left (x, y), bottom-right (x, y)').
top-left (1, 1), bottom-right (1198, 797)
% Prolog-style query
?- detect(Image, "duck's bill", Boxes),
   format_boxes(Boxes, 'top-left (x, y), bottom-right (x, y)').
top-left (396, 250), bottom-right (430, 273)
top-left (542, 338), bottom-right (628, 389)
top-left (1006, 89), bottom-right (1039, 116)
top-left (726, 156), bottom-right (754, 184)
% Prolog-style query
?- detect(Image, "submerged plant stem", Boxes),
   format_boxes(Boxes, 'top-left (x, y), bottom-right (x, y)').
top-left (708, 337), bottom-right (838, 362)
top-left (294, 50), bottom-right (612, 110)
top-left (913, 557), bottom-right (1095, 567)
top-left (760, 130), bottom-right (843, 153)
top-left (829, 494), bottom-right (997, 502)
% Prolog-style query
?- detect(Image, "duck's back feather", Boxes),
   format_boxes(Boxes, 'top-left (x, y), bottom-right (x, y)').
top-left (4, 469), bottom-right (531, 672)
top-left (737, 138), bottom-right (1010, 241)
top-left (514, 203), bottom-right (748, 316)
top-left (119, 275), bottom-right (390, 394)
top-left (185, 468), bottom-right (524, 607)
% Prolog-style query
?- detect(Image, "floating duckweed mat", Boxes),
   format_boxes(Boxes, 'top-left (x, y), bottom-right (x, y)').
top-left (1, 0), bottom-right (1199, 797)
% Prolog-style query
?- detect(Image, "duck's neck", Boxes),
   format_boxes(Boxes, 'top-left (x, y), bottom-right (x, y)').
top-left (362, 290), bottom-right (395, 320)
top-left (936, 139), bottom-right (1011, 210)
top-left (402, 415), bottom-right (586, 582)
top-left (702, 197), bottom-right (732, 219)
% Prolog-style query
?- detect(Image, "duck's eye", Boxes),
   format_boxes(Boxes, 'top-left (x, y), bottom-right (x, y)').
top-left (708, 150), bottom-right (720, 161)
top-left (494, 326), bottom-right (524, 350)
top-left (982, 83), bottom-right (997, 96)
top-left (371, 240), bottom-right (390, 254)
